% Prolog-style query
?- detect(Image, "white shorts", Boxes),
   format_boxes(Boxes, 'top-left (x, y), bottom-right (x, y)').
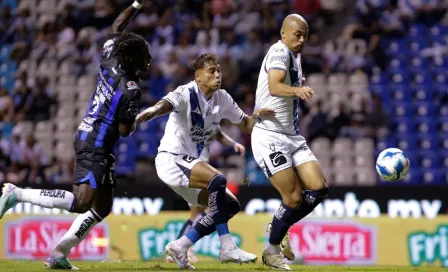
top-left (155, 152), bottom-right (205, 207)
top-left (251, 126), bottom-right (318, 178)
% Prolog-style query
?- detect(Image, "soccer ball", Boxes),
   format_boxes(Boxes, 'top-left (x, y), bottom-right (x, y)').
top-left (375, 148), bottom-right (410, 181)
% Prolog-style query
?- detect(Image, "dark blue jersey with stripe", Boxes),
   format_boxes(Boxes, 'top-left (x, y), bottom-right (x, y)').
top-left (76, 34), bottom-right (142, 153)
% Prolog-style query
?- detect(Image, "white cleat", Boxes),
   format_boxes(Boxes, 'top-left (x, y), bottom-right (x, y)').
top-left (166, 247), bottom-right (198, 264)
top-left (266, 223), bottom-right (295, 261)
top-left (219, 246), bottom-right (258, 264)
top-left (262, 248), bottom-right (291, 271)
top-left (164, 241), bottom-right (195, 269)
top-left (187, 247), bottom-right (198, 263)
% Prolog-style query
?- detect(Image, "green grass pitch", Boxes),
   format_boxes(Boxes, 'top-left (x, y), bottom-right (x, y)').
top-left (0, 261), bottom-right (447, 272)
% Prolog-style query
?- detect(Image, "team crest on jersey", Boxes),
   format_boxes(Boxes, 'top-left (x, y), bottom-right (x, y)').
top-left (127, 81), bottom-right (139, 90)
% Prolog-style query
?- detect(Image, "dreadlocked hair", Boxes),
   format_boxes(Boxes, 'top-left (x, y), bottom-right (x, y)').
top-left (116, 32), bottom-right (149, 70)
top-left (191, 54), bottom-right (220, 71)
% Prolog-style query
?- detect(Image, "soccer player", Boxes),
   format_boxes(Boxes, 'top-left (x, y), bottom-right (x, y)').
top-left (166, 128), bottom-right (246, 264)
top-left (251, 14), bottom-right (329, 270)
top-left (136, 53), bottom-right (275, 269)
top-left (0, 0), bottom-right (150, 269)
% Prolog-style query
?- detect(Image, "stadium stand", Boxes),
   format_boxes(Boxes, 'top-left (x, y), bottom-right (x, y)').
top-left (0, 0), bottom-right (447, 186)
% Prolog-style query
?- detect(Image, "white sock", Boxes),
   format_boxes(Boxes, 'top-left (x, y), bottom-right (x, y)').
top-left (219, 234), bottom-right (237, 252)
top-left (177, 235), bottom-right (193, 249)
top-left (53, 209), bottom-right (102, 257)
top-left (16, 188), bottom-right (75, 211)
top-left (265, 243), bottom-right (281, 255)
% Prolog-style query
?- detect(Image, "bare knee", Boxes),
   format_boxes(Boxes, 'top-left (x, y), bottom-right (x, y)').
top-left (282, 190), bottom-right (303, 208)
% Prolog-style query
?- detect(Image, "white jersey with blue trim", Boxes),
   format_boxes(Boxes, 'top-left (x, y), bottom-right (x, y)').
top-left (158, 81), bottom-right (247, 158)
top-left (254, 40), bottom-right (302, 135)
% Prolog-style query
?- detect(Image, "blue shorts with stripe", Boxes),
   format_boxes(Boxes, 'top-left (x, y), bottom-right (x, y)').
top-left (74, 140), bottom-right (116, 189)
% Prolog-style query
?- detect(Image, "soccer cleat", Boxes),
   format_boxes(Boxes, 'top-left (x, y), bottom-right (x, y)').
top-left (166, 247), bottom-right (198, 264)
top-left (44, 256), bottom-right (79, 270)
top-left (219, 246), bottom-right (258, 264)
top-left (0, 183), bottom-right (19, 219)
top-left (266, 223), bottom-right (295, 261)
top-left (262, 248), bottom-right (291, 271)
top-left (187, 247), bottom-right (198, 263)
top-left (164, 241), bottom-right (195, 269)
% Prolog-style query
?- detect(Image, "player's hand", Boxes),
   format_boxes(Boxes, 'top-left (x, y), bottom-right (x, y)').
top-left (253, 108), bottom-right (276, 119)
top-left (295, 86), bottom-right (315, 102)
top-left (233, 143), bottom-right (246, 156)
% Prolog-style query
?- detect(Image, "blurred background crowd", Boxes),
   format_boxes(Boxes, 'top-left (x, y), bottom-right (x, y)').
top-left (0, 0), bottom-right (447, 186)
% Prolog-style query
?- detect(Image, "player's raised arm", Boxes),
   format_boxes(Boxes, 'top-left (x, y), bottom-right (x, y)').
top-left (213, 128), bottom-right (246, 156)
top-left (135, 99), bottom-right (173, 125)
top-left (110, 0), bottom-right (144, 34)
top-left (136, 85), bottom-right (189, 125)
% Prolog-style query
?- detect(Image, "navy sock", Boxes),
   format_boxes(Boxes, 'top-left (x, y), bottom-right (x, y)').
top-left (269, 203), bottom-right (297, 245)
top-left (293, 188), bottom-right (329, 223)
top-left (186, 212), bottom-right (217, 243)
top-left (177, 219), bottom-right (193, 239)
top-left (207, 175), bottom-right (229, 225)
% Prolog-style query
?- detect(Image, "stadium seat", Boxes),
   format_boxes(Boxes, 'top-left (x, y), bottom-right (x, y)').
top-left (386, 39), bottom-right (407, 56)
top-left (307, 73), bottom-right (326, 88)
top-left (332, 138), bottom-right (353, 155)
top-left (332, 156), bottom-right (352, 168)
top-left (419, 151), bottom-right (440, 168)
top-left (393, 117), bottom-right (415, 134)
top-left (136, 139), bottom-right (158, 159)
top-left (421, 169), bottom-right (443, 184)
top-left (415, 118), bottom-right (437, 134)
top-left (411, 85), bottom-right (434, 102)
top-left (413, 102), bottom-right (437, 117)
top-left (439, 134), bottom-right (448, 150)
top-left (391, 102), bottom-right (412, 117)
top-left (391, 85), bottom-right (411, 101)
top-left (438, 117), bottom-right (448, 133)
top-left (311, 137), bottom-right (331, 153)
top-left (354, 138), bottom-right (374, 154)
top-left (332, 168), bottom-right (354, 186)
top-left (395, 135), bottom-right (417, 151)
top-left (354, 168), bottom-right (376, 186)
top-left (416, 134), bottom-right (439, 151)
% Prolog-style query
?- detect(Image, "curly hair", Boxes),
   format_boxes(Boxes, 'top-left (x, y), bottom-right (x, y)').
top-left (191, 54), bottom-right (220, 71)
top-left (116, 32), bottom-right (151, 71)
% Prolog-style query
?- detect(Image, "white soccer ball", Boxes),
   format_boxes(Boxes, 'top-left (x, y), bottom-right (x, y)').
top-left (375, 148), bottom-right (410, 182)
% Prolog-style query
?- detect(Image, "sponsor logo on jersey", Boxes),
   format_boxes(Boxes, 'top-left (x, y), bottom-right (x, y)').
top-left (269, 151), bottom-right (287, 167)
top-left (182, 155), bottom-right (195, 163)
top-left (127, 81), bottom-right (139, 90)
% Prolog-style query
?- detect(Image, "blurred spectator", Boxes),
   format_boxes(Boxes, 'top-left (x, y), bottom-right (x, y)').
top-left (12, 85), bottom-right (31, 123)
top-left (221, 51), bottom-right (240, 91)
top-left (307, 100), bottom-right (328, 142)
top-left (160, 50), bottom-right (181, 79)
top-left (240, 30), bottom-right (264, 77)
top-left (26, 78), bottom-right (57, 122)
top-left (147, 67), bottom-right (170, 103)
top-left (0, 86), bottom-right (14, 123)
top-left (366, 94), bottom-right (390, 139)
top-left (51, 158), bottom-right (75, 184)
top-left (22, 135), bottom-right (46, 184)
top-left (328, 102), bottom-right (352, 141)
top-left (0, 6), bottom-right (13, 41)
top-left (72, 30), bottom-right (99, 78)
top-left (302, 34), bottom-right (324, 73)
top-left (379, 3), bottom-right (405, 37)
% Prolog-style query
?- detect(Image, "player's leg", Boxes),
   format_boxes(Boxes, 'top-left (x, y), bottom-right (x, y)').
top-left (43, 154), bottom-right (116, 270)
top-left (166, 204), bottom-right (205, 264)
top-left (289, 137), bottom-right (329, 223)
top-left (0, 152), bottom-right (104, 218)
top-left (293, 161), bottom-right (329, 222)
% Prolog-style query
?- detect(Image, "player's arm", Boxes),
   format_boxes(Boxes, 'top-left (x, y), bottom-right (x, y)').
top-left (268, 69), bottom-right (314, 101)
top-left (118, 91), bottom-right (142, 137)
top-left (213, 128), bottom-right (246, 156)
top-left (110, 0), bottom-right (144, 33)
top-left (236, 108), bottom-right (276, 134)
top-left (135, 99), bottom-right (173, 125)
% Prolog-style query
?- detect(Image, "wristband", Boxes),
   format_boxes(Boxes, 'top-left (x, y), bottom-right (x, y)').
top-left (132, 1), bottom-right (142, 9)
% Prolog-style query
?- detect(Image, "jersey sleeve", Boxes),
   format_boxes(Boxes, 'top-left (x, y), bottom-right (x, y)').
top-left (101, 34), bottom-right (120, 64)
top-left (221, 91), bottom-right (247, 124)
top-left (265, 46), bottom-right (290, 72)
top-left (162, 86), bottom-right (188, 111)
top-left (118, 79), bottom-right (142, 124)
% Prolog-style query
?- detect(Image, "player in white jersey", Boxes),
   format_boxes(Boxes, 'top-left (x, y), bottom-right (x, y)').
top-left (165, 128), bottom-right (246, 264)
top-left (252, 14), bottom-right (329, 270)
top-left (136, 54), bottom-right (275, 269)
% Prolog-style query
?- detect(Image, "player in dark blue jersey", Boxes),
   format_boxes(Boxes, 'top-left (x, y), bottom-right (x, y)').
top-left (0, 0), bottom-right (150, 269)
